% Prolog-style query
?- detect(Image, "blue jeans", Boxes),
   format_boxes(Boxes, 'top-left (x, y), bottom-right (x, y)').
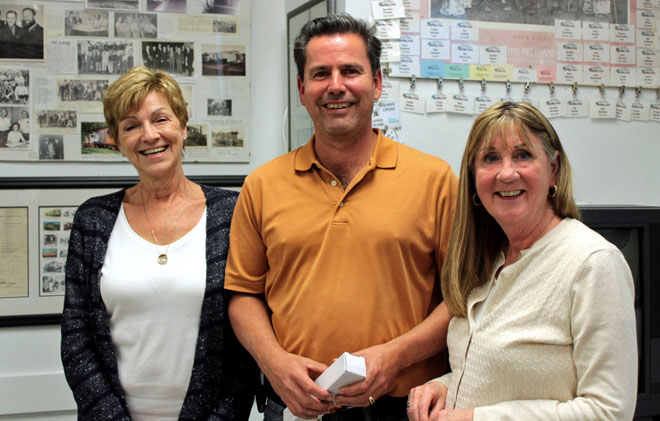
top-left (263, 398), bottom-right (285, 421)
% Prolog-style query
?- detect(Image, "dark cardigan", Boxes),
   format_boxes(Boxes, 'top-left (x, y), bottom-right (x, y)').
top-left (61, 185), bottom-right (256, 420)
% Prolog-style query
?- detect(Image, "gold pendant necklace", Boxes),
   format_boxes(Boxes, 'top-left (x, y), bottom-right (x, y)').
top-left (140, 181), bottom-right (188, 265)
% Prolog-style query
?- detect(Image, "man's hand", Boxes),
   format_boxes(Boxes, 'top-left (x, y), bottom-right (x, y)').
top-left (333, 342), bottom-right (401, 407)
top-left (407, 381), bottom-right (448, 421)
top-left (228, 293), bottom-right (335, 418)
top-left (263, 350), bottom-right (335, 418)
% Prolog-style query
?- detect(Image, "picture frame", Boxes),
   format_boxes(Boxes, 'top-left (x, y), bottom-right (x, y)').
top-left (0, 175), bottom-right (244, 327)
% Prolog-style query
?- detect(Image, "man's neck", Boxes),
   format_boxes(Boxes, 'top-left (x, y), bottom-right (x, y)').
top-left (313, 128), bottom-right (378, 188)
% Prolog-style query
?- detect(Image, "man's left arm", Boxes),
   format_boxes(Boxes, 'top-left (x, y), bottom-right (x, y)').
top-left (336, 166), bottom-right (458, 406)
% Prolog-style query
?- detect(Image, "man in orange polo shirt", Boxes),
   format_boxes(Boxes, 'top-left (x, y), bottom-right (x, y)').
top-left (225, 14), bottom-right (457, 421)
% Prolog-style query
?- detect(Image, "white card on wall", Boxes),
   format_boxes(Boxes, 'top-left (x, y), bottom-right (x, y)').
top-left (616, 101), bottom-right (632, 121)
top-left (589, 98), bottom-right (616, 118)
top-left (447, 94), bottom-right (474, 114)
top-left (400, 91), bottom-right (425, 114)
top-left (539, 97), bottom-right (566, 118)
top-left (371, 0), bottom-right (406, 20)
top-left (427, 92), bottom-right (448, 113)
top-left (566, 98), bottom-right (589, 117)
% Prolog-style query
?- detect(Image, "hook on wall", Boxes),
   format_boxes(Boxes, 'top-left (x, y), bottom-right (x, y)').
top-left (505, 79), bottom-right (511, 94)
top-left (481, 78), bottom-right (486, 92)
top-left (523, 81), bottom-right (530, 94)
top-left (636, 86), bottom-right (642, 99)
top-left (549, 82), bottom-right (555, 95)
top-left (458, 78), bottom-right (464, 90)
top-left (599, 84), bottom-right (605, 96)
top-left (619, 85), bottom-right (625, 98)
top-left (410, 74), bottom-right (416, 90)
top-left (437, 77), bottom-right (443, 90)
top-left (572, 82), bottom-right (578, 96)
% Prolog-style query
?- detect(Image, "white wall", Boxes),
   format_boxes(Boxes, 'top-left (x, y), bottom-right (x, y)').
top-left (384, 80), bottom-right (660, 206)
top-left (1, 0), bottom-right (659, 419)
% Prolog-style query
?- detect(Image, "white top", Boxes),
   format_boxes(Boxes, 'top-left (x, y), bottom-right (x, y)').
top-left (100, 204), bottom-right (207, 421)
top-left (435, 218), bottom-right (638, 421)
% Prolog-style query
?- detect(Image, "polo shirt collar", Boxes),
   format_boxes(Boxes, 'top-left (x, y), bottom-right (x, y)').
top-left (294, 129), bottom-right (398, 172)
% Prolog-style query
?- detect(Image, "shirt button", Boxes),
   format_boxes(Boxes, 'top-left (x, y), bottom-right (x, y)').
top-left (339, 201), bottom-right (344, 207)
top-left (331, 180), bottom-right (337, 187)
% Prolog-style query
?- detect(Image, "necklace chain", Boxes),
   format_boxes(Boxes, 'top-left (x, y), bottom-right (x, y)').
top-left (140, 181), bottom-right (188, 265)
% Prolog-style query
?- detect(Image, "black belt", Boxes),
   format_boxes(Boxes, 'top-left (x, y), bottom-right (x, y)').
top-left (265, 382), bottom-right (407, 419)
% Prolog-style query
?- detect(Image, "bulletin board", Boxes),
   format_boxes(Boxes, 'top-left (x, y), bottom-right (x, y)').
top-left (0, 0), bottom-right (251, 163)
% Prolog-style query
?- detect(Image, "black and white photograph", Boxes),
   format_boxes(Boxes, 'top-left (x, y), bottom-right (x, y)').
top-left (142, 41), bottom-right (194, 77)
top-left (0, 106), bottom-right (30, 148)
top-left (207, 98), bottom-right (232, 116)
top-left (58, 79), bottom-right (108, 102)
top-left (78, 40), bottom-right (134, 75)
top-left (41, 274), bottom-right (65, 295)
top-left (203, 0), bottom-right (240, 15)
top-left (81, 121), bottom-right (119, 155)
top-left (37, 110), bottom-right (77, 129)
top-left (86, 0), bottom-right (139, 11)
top-left (57, 79), bottom-right (106, 104)
top-left (0, 5), bottom-right (45, 60)
top-left (201, 44), bottom-right (246, 76)
top-left (212, 18), bottom-right (238, 35)
top-left (211, 127), bottom-right (243, 147)
top-left (43, 261), bottom-right (63, 273)
top-left (0, 69), bottom-right (29, 105)
top-left (43, 233), bottom-right (58, 246)
top-left (39, 135), bottom-right (64, 160)
top-left (114, 12), bottom-right (157, 39)
top-left (147, 0), bottom-right (187, 13)
top-left (212, 16), bottom-right (238, 34)
top-left (65, 10), bottom-right (109, 37)
top-left (430, 0), bottom-right (627, 25)
top-left (185, 124), bottom-right (208, 147)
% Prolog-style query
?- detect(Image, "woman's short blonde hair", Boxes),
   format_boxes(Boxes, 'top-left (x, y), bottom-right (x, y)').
top-left (103, 66), bottom-right (188, 142)
top-left (442, 101), bottom-right (580, 317)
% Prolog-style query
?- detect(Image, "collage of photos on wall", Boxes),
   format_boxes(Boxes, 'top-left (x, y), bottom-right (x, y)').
top-left (39, 206), bottom-right (76, 297)
top-left (0, 0), bottom-right (249, 163)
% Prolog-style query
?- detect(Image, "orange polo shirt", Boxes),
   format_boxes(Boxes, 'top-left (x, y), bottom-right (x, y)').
top-left (225, 130), bottom-right (457, 396)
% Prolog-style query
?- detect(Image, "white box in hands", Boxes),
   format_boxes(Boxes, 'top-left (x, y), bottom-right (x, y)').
top-left (282, 352), bottom-right (367, 421)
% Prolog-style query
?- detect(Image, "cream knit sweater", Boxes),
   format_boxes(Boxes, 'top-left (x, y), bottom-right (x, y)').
top-left (436, 218), bottom-right (638, 420)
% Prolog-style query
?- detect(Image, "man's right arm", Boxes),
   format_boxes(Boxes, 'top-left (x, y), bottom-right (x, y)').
top-left (228, 292), bottom-right (334, 418)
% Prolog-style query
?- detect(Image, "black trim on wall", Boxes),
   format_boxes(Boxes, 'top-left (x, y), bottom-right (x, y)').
top-left (0, 175), bottom-right (245, 190)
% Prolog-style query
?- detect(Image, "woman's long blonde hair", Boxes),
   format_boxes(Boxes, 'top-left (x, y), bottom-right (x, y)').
top-left (441, 101), bottom-right (580, 317)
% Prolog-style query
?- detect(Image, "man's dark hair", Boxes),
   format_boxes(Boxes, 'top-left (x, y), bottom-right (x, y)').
top-left (293, 13), bottom-right (381, 80)
top-left (22, 7), bottom-right (36, 17)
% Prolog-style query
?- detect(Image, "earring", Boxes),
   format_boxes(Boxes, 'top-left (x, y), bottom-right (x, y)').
top-left (472, 193), bottom-right (482, 206)
top-left (548, 184), bottom-right (558, 198)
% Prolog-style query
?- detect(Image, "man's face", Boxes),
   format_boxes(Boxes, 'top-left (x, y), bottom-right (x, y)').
top-left (22, 9), bottom-right (35, 27)
top-left (297, 33), bottom-right (382, 140)
top-left (6, 13), bottom-right (16, 27)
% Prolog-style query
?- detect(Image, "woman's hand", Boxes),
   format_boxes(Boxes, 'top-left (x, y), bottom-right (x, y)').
top-left (433, 408), bottom-right (474, 421)
top-left (407, 381), bottom-right (448, 421)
